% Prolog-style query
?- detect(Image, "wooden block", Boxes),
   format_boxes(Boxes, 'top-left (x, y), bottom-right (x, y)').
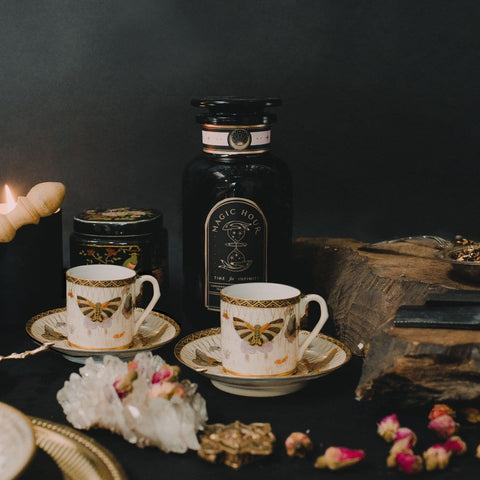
top-left (356, 326), bottom-right (480, 405)
top-left (293, 237), bottom-right (480, 405)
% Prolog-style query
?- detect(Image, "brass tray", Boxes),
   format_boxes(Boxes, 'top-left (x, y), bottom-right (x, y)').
top-left (30, 417), bottom-right (127, 480)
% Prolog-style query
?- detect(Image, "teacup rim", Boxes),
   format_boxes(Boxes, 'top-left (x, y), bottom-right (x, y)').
top-left (220, 282), bottom-right (301, 306)
top-left (66, 264), bottom-right (136, 283)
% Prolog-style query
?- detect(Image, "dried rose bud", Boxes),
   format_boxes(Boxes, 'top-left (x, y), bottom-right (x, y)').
top-left (428, 404), bottom-right (455, 420)
top-left (113, 370), bottom-right (138, 399)
top-left (396, 452), bottom-right (423, 474)
top-left (428, 414), bottom-right (459, 439)
top-left (461, 407), bottom-right (480, 424)
top-left (285, 432), bottom-right (313, 458)
top-left (149, 381), bottom-right (185, 399)
top-left (152, 365), bottom-right (180, 384)
top-left (394, 427), bottom-right (417, 447)
top-left (423, 445), bottom-right (451, 471)
top-left (377, 414), bottom-right (400, 442)
top-left (476, 444), bottom-right (480, 459)
top-left (127, 360), bottom-right (138, 371)
top-left (387, 437), bottom-right (414, 468)
top-left (314, 446), bottom-right (365, 470)
top-left (444, 435), bottom-right (467, 455)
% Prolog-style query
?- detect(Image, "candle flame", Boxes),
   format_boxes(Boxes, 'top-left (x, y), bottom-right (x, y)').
top-left (4, 185), bottom-right (16, 213)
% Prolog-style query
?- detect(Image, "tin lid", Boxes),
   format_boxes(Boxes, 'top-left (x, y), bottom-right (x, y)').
top-left (73, 207), bottom-right (163, 236)
top-left (192, 96), bottom-right (281, 125)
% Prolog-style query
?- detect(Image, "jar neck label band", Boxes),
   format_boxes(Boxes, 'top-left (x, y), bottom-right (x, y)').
top-left (201, 127), bottom-right (271, 154)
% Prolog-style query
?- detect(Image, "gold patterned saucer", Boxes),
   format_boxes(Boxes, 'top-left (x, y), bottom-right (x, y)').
top-left (0, 402), bottom-right (36, 480)
top-left (174, 328), bottom-right (351, 397)
top-left (26, 308), bottom-right (180, 364)
top-left (30, 417), bottom-right (127, 480)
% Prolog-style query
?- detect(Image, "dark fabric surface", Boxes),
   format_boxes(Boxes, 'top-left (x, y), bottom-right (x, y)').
top-left (1, 311), bottom-right (480, 479)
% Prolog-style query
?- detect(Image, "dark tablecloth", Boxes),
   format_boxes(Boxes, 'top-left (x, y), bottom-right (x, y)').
top-left (2, 304), bottom-right (479, 480)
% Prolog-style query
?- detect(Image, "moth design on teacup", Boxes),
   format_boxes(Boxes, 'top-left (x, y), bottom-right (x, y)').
top-left (233, 318), bottom-right (284, 347)
top-left (77, 296), bottom-right (122, 323)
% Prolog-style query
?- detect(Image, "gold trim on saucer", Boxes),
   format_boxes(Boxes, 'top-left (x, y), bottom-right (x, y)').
top-left (222, 366), bottom-right (296, 377)
top-left (174, 328), bottom-right (351, 385)
top-left (25, 308), bottom-right (181, 362)
top-left (30, 417), bottom-right (127, 480)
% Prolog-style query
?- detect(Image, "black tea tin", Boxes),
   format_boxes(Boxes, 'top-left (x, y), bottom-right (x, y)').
top-left (70, 207), bottom-right (168, 305)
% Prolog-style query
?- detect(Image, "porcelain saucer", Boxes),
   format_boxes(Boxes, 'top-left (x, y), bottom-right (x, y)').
top-left (174, 328), bottom-right (351, 397)
top-left (26, 308), bottom-right (181, 364)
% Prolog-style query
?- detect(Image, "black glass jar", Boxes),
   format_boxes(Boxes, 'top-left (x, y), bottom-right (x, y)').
top-left (70, 207), bottom-right (168, 306)
top-left (182, 97), bottom-right (293, 329)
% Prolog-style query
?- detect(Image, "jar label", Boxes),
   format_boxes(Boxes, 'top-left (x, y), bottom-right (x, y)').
top-left (201, 127), bottom-right (271, 154)
top-left (204, 197), bottom-right (267, 311)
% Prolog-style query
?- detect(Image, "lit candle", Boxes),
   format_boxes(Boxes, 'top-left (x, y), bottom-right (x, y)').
top-left (0, 185), bottom-right (16, 214)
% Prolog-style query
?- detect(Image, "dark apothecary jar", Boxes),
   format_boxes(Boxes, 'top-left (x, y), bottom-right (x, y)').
top-left (182, 97), bottom-right (293, 329)
top-left (70, 207), bottom-right (168, 306)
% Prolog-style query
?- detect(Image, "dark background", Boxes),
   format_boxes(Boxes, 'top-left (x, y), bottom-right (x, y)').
top-left (1, 0), bottom-right (479, 294)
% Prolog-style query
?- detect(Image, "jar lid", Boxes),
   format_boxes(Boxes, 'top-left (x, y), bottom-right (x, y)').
top-left (192, 96), bottom-right (281, 125)
top-left (73, 207), bottom-right (163, 236)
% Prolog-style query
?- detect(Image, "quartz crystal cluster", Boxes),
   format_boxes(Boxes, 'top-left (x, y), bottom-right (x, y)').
top-left (57, 352), bottom-right (208, 453)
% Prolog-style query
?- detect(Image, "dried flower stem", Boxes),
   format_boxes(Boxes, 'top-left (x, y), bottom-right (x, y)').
top-left (0, 342), bottom-right (53, 361)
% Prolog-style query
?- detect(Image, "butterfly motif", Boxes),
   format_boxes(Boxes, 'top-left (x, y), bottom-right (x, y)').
top-left (233, 317), bottom-right (284, 346)
top-left (77, 295), bottom-right (122, 323)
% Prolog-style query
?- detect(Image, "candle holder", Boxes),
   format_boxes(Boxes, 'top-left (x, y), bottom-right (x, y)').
top-left (0, 182), bottom-right (65, 333)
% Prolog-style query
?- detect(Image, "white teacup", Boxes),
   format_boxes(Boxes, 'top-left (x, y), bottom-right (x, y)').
top-left (220, 282), bottom-right (329, 376)
top-left (66, 264), bottom-right (160, 349)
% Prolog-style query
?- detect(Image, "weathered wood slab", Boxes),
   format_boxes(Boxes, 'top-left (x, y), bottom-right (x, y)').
top-left (356, 326), bottom-right (480, 406)
top-left (293, 237), bottom-right (480, 405)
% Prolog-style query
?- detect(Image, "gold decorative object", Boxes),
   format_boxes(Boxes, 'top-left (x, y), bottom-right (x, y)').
top-left (0, 181), bottom-right (65, 242)
top-left (197, 420), bottom-right (275, 469)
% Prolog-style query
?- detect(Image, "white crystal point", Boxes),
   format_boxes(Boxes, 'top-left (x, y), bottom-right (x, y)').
top-left (56, 352), bottom-right (208, 454)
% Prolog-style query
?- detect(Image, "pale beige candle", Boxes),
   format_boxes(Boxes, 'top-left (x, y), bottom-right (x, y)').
top-left (0, 182), bottom-right (66, 242)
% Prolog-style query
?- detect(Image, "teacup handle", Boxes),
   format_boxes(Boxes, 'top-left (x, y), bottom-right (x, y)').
top-left (133, 275), bottom-right (161, 334)
top-left (297, 294), bottom-right (329, 361)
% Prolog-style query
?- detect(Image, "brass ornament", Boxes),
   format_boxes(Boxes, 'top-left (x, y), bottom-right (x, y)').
top-left (198, 420), bottom-right (275, 469)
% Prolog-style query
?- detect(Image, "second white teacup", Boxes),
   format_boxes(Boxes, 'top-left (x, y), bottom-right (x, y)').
top-left (66, 264), bottom-right (160, 350)
top-left (220, 282), bottom-right (329, 376)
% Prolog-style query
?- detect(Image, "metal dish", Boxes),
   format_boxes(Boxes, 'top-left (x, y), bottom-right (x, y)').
top-left (438, 244), bottom-right (480, 283)
top-left (30, 417), bottom-right (127, 480)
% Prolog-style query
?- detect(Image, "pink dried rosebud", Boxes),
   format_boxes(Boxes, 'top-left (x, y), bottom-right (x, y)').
top-left (152, 365), bottom-right (180, 384)
top-left (396, 452), bottom-right (423, 474)
top-left (423, 445), bottom-right (451, 471)
top-left (285, 432), bottom-right (313, 458)
top-left (149, 381), bottom-right (185, 399)
top-left (386, 437), bottom-right (414, 468)
top-left (428, 414), bottom-right (459, 439)
top-left (127, 360), bottom-right (138, 370)
top-left (377, 414), bottom-right (400, 442)
top-left (113, 370), bottom-right (138, 400)
top-left (428, 404), bottom-right (455, 420)
top-left (394, 427), bottom-right (417, 447)
top-left (314, 446), bottom-right (365, 470)
top-left (444, 435), bottom-right (467, 455)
